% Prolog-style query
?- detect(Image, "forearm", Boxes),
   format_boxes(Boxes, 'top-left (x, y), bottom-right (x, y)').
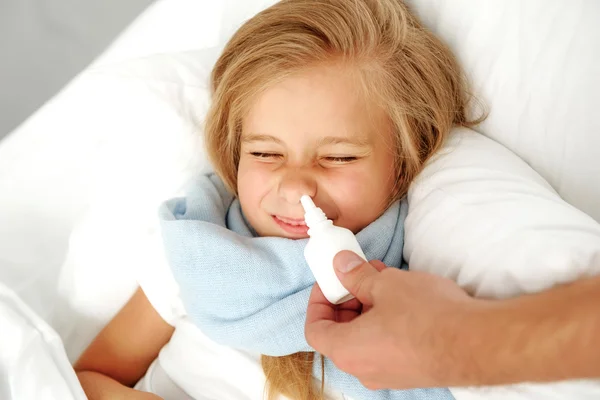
top-left (452, 275), bottom-right (600, 386)
top-left (77, 370), bottom-right (161, 400)
top-left (73, 288), bottom-right (173, 399)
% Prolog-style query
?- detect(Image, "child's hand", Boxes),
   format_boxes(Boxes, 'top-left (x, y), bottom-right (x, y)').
top-left (77, 370), bottom-right (165, 400)
top-left (139, 393), bottom-right (164, 400)
top-left (305, 250), bottom-right (474, 390)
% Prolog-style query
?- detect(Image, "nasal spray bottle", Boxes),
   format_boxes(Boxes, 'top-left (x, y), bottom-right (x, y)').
top-left (300, 195), bottom-right (367, 304)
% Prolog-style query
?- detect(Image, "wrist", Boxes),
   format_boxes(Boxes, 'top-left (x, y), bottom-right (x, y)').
top-left (447, 294), bottom-right (562, 386)
top-left (430, 297), bottom-right (497, 387)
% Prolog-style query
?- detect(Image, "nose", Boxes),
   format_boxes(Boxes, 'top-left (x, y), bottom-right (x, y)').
top-left (277, 168), bottom-right (317, 205)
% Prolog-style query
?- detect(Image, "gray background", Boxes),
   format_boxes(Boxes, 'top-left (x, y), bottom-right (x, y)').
top-left (0, 0), bottom-right (154, 139)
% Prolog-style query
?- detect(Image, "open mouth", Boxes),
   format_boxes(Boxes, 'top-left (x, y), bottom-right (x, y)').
top-left (272, 215), bottom-right (309, 236)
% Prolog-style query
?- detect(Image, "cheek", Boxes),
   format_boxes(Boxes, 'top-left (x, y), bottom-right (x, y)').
top-left (324, 166), bottom-right (392, 219)
top-left (323, 155), bottom-right (396, 232)
top-left (237, 159), bottom-right (273, 209)
top-left (324, 171), bottom-right (365, 205)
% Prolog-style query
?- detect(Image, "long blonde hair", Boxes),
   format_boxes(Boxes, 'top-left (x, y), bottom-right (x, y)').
top-left (205, 0), bottom-right (483, 398)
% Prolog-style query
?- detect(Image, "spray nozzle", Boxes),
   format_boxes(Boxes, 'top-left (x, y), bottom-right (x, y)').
top-left (300, 195), bottom-right (316, 210)
top-left (300, 195), bottom-right (328, 228)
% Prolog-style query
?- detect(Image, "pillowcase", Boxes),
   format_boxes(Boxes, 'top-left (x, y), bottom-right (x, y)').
top-left (405, 127), bottom-right (600, 299)
top-left (53, 49), bottom-right (217, 361)
top-left (405, 0), bottom-right (600, 222)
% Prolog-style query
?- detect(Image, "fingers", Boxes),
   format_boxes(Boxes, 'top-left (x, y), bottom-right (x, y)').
top-left (370, 259), bottom-right (387, 272)
top-left (305, 283), bottom-right (362, 355)
top-left (305, 283), bottom-right (338, 355)
top-left (306, 252), bottom-right (388, 357)
top-left (305, 306), bottom-right (368, 359)
top-left (306, 283), bottom-right (336, 326)
top-left (335, 298), bottom-right (362, 322)
top-left (335, 308), bottom-right (361, 323)
top-left (304, 318), bottom-right (340, 357)
top-left (333, 251), bottom-right (380, 306)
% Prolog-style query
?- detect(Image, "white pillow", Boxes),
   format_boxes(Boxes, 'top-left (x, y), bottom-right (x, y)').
top-left (405, 0), bottom-right (600, 222)
top-left (52, 49), bottom-right (217, 360)
top-left (405, 127), bottom-right (600, 299)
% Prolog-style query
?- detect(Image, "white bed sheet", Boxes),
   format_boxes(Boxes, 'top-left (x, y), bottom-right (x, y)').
top-left (0, 281), bottom-right (85, 400)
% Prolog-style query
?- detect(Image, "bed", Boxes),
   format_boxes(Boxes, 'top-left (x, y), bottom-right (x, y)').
top-left (1, 1), bottom-right (599, 399)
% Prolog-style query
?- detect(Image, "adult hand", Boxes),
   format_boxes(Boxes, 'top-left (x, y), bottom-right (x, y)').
top-left (305, 250), bottom-right (478, 390)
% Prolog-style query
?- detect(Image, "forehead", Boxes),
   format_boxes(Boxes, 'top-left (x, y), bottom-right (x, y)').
top-left (242, 65), bottom-right (389, 143)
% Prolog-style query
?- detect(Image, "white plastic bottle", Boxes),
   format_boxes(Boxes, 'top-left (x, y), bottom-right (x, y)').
top-left (300, 195), bottom-right (367, 304)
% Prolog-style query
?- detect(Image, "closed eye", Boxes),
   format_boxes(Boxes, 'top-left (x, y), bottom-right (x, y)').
top-left (324, 156), bottom-right (358, 163)
top-left (250, 152), bottom-right (283, 159)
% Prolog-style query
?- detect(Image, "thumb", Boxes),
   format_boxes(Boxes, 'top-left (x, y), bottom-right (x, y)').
top-left (333, 250), bottom-right (380, 306)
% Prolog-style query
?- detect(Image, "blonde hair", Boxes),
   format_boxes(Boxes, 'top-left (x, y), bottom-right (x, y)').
top-left (205, 0), bottom-right (483, 398)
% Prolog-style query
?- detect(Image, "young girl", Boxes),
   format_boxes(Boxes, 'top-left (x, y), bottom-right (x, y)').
top-left (74, 0), bottom-right (480, 399)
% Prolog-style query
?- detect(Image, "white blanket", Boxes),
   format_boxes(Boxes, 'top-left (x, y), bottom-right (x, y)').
top-left (0, 282), bottom-right (85, 400)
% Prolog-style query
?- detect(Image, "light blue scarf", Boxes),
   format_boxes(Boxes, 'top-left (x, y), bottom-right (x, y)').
top-left (159, 173), bottom-right (453, 400)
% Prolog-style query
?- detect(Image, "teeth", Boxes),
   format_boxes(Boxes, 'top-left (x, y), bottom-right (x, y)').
top-left (276, 216), bottom-right (306, 226)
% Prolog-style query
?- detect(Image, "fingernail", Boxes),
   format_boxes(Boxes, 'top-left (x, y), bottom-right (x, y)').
top-left (334, 251), bottom-right (365, 273)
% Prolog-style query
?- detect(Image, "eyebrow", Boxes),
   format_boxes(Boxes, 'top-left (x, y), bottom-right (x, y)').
top-left (242, 134), bottom-right (284, 145)
top-left (317, 135), bottom-right (371, 147)
top-left (242, 133), bottom-right (371, 147)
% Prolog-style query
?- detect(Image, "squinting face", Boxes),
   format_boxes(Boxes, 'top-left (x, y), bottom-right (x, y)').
top-left (237, 65), bottom-right (396, 239)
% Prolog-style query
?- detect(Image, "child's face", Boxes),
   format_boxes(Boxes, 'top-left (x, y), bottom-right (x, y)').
top-left (238, 65), bottom-right (396, 239)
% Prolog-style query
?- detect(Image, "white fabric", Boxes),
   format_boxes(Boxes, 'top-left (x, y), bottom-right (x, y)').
top-left (1, 0), bottom-right (600, 399)
top-left (92, 0), bottom-right (223, 68)
top-left (147, 319), bottom-right (292, 400)
top-left (405, 128), bottom-right (600, 299)
top-left (134, 358), bottom-right (193, 400)
top-left (51, 49), bottom-right (216, 361)
top-left (0, 282), bottom-right (86, 400)
top-left (406, 0), bottom-right (600, 222)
